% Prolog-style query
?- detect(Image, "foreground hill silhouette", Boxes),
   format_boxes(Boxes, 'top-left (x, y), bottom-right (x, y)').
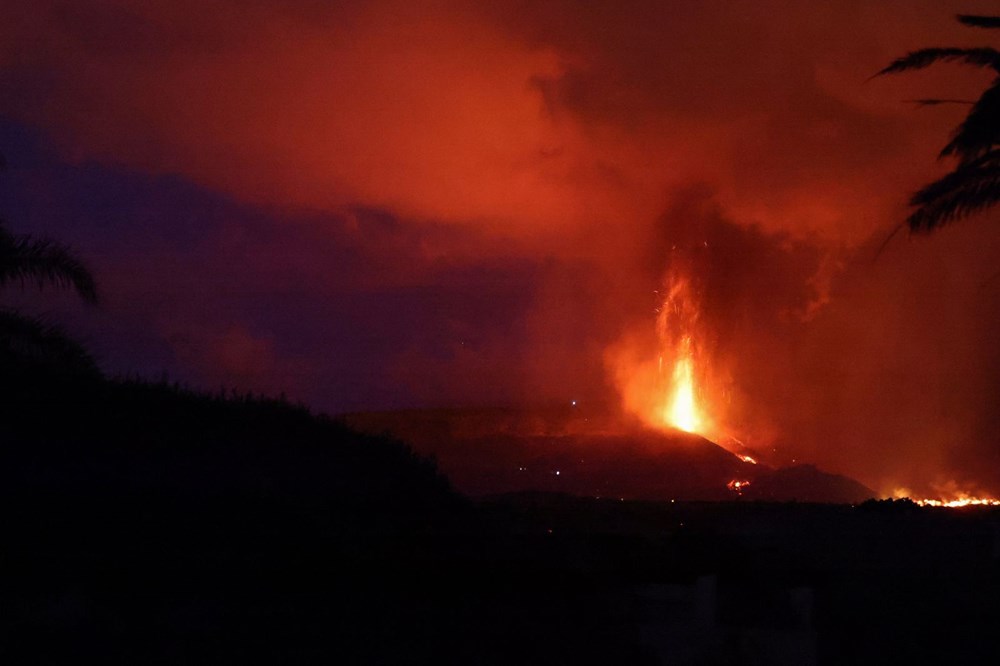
top-left (7, 356), bottom-right (1000, 664)
top-left (1, 357), bottom-right (653, 664)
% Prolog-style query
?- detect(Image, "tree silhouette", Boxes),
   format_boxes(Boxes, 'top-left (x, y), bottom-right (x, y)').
top-left (0, 216), bottom-right (99, 373)
top-left (0, 306), bottom-right (98, 375)
top-left (877, 14), bottom-right (1000, 232)
top-left (0, 224), bottom-right (98, 302)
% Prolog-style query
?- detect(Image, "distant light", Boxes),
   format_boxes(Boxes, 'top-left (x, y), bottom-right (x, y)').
top-left (571, 400), bottom-right (577, 406)
top-left (555, 470), bottom-right (560, 475)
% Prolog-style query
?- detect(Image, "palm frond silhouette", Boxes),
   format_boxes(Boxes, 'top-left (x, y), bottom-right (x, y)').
top-left (0, 224), bottom-right (98, 303)
top-left (877, 15), bottom-right (1000, 231)
top-left (0, 308), bottom-right (97, 375)
top-left (0, 219), bottom-right (99, 373)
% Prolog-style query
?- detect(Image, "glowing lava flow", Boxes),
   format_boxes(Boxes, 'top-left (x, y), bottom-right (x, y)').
top-left (913, 497), bottom-right (1000, 508)
top-left (727, 479), bottom-right (751, 494)
top-left (893, 487), bottom-right (1000, 508)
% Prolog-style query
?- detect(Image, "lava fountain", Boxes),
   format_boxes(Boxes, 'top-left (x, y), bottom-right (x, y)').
top-left (654, 272), bottom-right (715, 437)
top-left (607, 265), bottom-right (728, 442)
top-left (663, 336), bottom-right (702, 433)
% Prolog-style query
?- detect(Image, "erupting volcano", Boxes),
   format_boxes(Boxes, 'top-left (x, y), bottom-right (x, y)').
top-left (664, 340), bottom-right (701, 433)
top-left (612, 261), bottom-right (735, 449)
top-left (656, 273), bottom-right (712, 437)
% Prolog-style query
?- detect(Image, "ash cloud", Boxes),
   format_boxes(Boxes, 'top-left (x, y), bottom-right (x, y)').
top-left (608, 186), bottom-right (1000, 495)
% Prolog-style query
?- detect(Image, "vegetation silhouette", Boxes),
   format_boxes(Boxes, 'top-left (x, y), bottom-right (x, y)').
top-left (0, 307), bottom-right (98, 376)
top-left (0, 222), bottom-right (98, 302)
top-left (3, 368), bottom-right (654, 665)
top-left (0, 209), bottom-right (99, 374)
top-left (877, 14), bottom-right (1000, 231)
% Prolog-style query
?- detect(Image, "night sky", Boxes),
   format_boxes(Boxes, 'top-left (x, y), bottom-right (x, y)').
top-left (3, 0), bottom-right (1000, 496)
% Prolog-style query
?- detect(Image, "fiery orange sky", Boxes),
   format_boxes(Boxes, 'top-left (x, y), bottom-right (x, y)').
top-left (3, 0), bottom-right (1000, 495)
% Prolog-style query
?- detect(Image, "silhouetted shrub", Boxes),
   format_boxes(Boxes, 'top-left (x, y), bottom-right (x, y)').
top-left (858, 497), bottom-right (921, 513)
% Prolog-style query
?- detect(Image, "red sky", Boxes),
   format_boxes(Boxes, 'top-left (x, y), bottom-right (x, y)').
top-left (2, 0), bottom-right (1000, 495)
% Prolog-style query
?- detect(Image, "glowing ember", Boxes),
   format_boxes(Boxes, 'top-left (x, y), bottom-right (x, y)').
top-left (737, 454), bottom-right (758, 465)
top-left (727, 479), bottom-right (751, 494)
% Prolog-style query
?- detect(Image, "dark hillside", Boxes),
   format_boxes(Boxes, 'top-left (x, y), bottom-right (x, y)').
top-left (0, 359), bottom-right (648, 665)
top-left (343, 408), bottom-right (876, 503)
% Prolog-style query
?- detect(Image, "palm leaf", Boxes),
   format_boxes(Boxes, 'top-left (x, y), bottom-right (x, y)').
top-left (939, 80), bottom-right (1000, 163)
top-left (904, 98), bottom-right (975, 106)
top-left (0, 225), bottom-right (98, 303)
top-left (907, 168), bottom-right (1000, 231)
top-left (957, 15), bottom-right (1000, 29)
top-left (875, 47), bottom-right (1000, 76)
top-left (0, 307), bottom-right (98, 375)
top-left (909, 150), bottom-right (1000, 205)
top-left (882, 15), bottom-right (1000, 232)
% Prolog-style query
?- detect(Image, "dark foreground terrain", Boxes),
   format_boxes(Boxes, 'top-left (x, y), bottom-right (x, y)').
top-left (4, 361), bottom-right (1000, 664)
